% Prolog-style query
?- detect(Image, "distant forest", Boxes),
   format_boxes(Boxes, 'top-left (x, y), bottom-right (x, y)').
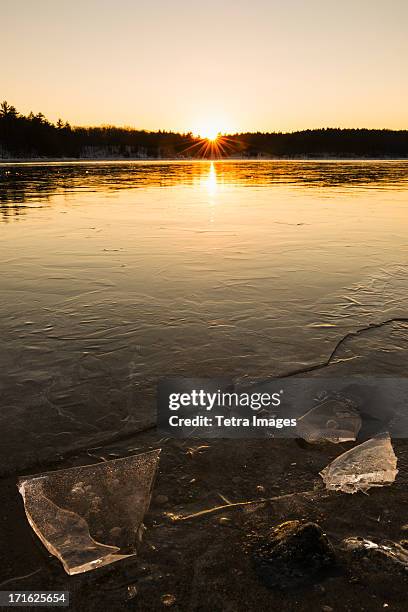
top-left (1, 101), bottom-right (408, 159)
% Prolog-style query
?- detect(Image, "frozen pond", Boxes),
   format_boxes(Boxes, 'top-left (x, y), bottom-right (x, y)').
top-left (1, 160), bottom-right (408, 472)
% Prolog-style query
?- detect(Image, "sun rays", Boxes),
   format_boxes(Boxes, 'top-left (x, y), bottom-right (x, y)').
top-left (182, 133), bottom-right (238, 159)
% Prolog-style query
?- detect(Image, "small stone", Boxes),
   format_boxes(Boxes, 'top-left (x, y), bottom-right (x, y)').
top-left (127, 585), bottom-right (138, 600)
top-left (256, 485), bottom-right (266, 493)
top-left (252, 520), bottom-right (336, 589)
top-left (322, 607), bottom-right (333, 612)
top-left (218, 516), bottom-right (231, 524)
top-left (161, 593), bottom-right (176, 607)
top-left (155, 494), bottom-right (169, 505)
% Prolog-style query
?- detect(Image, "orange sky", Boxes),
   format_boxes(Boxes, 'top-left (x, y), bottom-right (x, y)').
top-left (1, 0), bottom-right (408, 133)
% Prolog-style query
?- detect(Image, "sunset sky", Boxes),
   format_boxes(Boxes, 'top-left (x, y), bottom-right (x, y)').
top-left (1, 0), bottom-right (408, 134)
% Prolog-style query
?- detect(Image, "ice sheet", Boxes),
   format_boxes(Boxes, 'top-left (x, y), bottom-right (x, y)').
top-left (297, 396), bottom-right (362, 443)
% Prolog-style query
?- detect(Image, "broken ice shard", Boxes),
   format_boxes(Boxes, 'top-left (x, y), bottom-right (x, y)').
top-left (342, 537), bottom-right (408, 570)
top-left (18, 449), bottom-right (160, 575)
top-left (297, 397), bottom-right (362, 443)
top-left (320, 433), bottom-right (398, 494)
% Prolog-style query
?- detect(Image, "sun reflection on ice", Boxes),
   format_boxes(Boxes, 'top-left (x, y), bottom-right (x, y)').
top-left (206, 162), bottom-right (217, 197)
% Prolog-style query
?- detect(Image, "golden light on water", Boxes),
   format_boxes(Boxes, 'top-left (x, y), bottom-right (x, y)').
top-left (206, 162), bottom-right (217, 195)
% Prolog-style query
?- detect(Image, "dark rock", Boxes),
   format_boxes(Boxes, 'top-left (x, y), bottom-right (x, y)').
top-left (252, 520), bottom-right (336, 589)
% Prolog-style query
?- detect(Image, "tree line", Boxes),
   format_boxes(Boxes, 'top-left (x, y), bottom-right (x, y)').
top-left (1, 101), bottom-right (407, 159)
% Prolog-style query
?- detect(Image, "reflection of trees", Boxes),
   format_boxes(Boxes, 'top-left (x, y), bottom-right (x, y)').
top-left (0, 168), bottom-right (53, 221)
top-left (223, 160), bottom-right (408, 188)
top-left (1, 160), bottom-right (408, 217)
top-left (0, 163), bottom-right (204, 207)
top-left (0, 203), bottom-right (27, 223)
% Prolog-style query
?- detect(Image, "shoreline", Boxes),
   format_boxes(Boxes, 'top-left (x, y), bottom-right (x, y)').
top-left (2, 430), bottom-right (407, 610)
top-left (2, 156), bottom-right (408, 164)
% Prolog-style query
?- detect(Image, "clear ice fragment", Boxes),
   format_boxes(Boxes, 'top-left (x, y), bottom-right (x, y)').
top-left (320, 433), bottom-right (398, 494)
top-left (297, 397), bottom-right (362, 443)
top-left (18, 449), bottom-right (160, 575)
top-left (342, 537), bottom-right (408, 569)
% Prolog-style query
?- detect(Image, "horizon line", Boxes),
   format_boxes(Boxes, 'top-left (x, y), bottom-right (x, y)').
top-left (1, 100), bottom-right (408, 136)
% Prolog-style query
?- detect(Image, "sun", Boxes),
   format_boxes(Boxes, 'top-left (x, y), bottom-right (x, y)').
top-left (195, 124), bottom-right (221, 142)
top-left (185, 120), bottom-right (237, 158)
top-left (204, 128), bottom-right (220, 142)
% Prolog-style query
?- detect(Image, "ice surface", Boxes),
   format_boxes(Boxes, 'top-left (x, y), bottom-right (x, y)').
top-left (320, 433), bottom-right (398, 493)
top-left (18, 449), bottom-right (160, 575)
top-left (297, 397), bottom-right (362, 443)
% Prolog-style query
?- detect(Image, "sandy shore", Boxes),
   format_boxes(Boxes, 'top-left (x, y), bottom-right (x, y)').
top-left (1, 430), bottom-right (407, 611)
